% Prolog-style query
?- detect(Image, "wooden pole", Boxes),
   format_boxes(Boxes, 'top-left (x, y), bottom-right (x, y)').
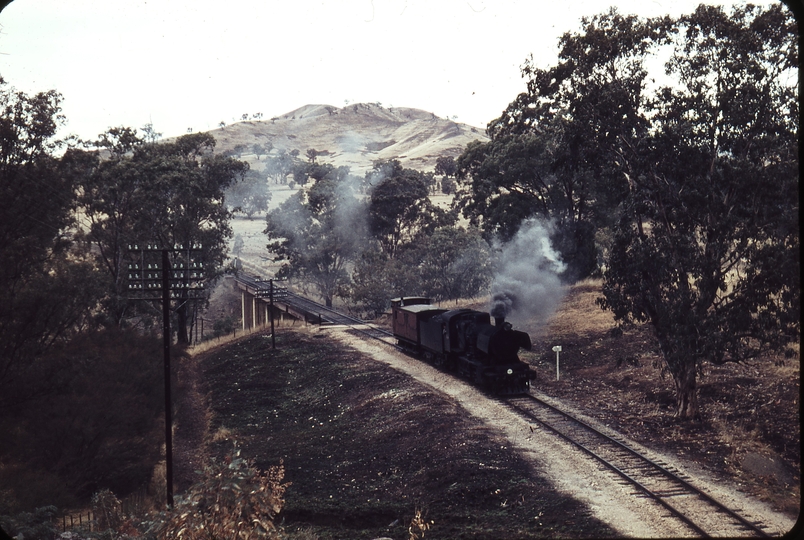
top-left (270, 279), bottom-right (276, 349)
top-left (162, 249), bottom-right (174, 508)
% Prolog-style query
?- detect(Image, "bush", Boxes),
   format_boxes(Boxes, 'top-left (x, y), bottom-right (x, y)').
top-left (91, 489), bottom-right (122, 532)
top-left (0, 328), bottom-right (165, 510)
top-left (440, 177), bottom-right (455, 195)
top-left (211, 316), bottom-right (237, 338)
top-left (0, 466), bottom-right (75, 515)
top-left (0, 506), bottom-right (59, 540)
top-left (156, 444), bottom-right (289, 539)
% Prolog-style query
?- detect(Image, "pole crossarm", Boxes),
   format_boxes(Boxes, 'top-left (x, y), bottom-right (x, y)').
top-left (126, 243), bottom-right (206, 298)
top-left (235, 273), bottom-right (288, 299)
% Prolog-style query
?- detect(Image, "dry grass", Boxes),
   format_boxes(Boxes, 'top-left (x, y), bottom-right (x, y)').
top-left (197, 329), bottom-right (614, 538)
top-left (208, 103), bottom-right (487, 176)
top-left (187, 325), bottom-right (272, 357)
top-left (211, 426), bottom-right (233, 443)
top-left (539, 278), bottom-right (615, 338)
top-left (525, 278), bottom-right (800, 517)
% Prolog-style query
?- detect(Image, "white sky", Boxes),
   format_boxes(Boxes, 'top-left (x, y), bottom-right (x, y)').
top-left (0, 0), bottom-right (781, 141)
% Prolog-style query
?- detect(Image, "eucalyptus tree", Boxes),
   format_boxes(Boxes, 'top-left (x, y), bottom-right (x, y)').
top-left (0, 78), bottom-right (100, 406)
top-left (599, 3), bottom-right (799, 419)
top-left (265, 171), bottom-right (367, 308)
top-left (418, 226), bottom-right (492, 303)
top-left (366, 160), bottom-right (454, 259)
top-left (226, 168), bottom-right (271, 218)
top-left (264, 149), bottom-right (296, 185)
top-left (77, 131), bottom-right (248, 342)
top-left (455, 8), bottom-right (661, 280)
top-left (457, 3), bottom-right (798, 419)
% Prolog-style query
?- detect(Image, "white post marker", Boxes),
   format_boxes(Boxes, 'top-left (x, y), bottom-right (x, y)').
top-left (552, 345), bottom-right (562, 380)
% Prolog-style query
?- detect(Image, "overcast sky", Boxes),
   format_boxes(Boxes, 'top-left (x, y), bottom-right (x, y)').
top-left (0, 0), bottom-right (780, 141)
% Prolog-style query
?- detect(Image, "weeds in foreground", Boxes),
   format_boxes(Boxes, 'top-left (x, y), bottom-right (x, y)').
top-left (156, 443), bottom-right (289, 539)
top-left (408, 507), bottom-right (432, 540)
top-left (91, 489), bottom-right (122, 532)
top-left (0, 506), bottom-right (58, 540)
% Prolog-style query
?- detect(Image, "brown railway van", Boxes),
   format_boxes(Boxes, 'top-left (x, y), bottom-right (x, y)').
top-left (390, 297), bottom-right (446, 347)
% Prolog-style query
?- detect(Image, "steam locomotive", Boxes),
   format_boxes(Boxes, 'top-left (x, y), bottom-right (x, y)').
top-left (391, 297), bottom-right (535, 394)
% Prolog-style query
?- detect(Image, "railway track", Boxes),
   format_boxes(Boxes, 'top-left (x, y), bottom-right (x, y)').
top-left (273, 290), bottom-right (775, 537)
top-left (283, 291), bottom-right (397, 345)
top-left (503, 394), bottom-right (771, 538)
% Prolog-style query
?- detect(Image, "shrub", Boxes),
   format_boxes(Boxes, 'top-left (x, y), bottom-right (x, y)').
top-left (156, 445), bottom-right (289, 539)
top-left (91, 489), bottom-right (122, 532)
top-left (211, 316), bottom-right (237, 338)
top-left (0, 506), bottom-right (59, 540)
top-left (0, 328), bottom-right (165, 510)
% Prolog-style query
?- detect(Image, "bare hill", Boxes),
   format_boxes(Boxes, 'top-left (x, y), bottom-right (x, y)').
top-left (208, 103), bottom-right (489, 174)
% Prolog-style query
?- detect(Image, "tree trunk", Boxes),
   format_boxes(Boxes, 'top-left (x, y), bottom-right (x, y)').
top-left (176, 302), bottom-right (190, 344)
top-left (672, 359), bottom-right (699, 419)
top-left (325, 296), bottom-right (333, 308)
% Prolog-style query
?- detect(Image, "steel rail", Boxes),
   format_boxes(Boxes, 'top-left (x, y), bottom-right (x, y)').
top-left (504, 394), bottom-right (770, 538)
top-left (282, 291), bottom-right (397, 345)
top-left (272, 290), bottom-right (769, 536)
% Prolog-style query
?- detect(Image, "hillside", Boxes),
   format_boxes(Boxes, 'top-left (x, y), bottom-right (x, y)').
top-left (208, 103), bottom-right (489, 175)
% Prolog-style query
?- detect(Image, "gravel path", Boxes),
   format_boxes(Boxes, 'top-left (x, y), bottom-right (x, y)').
top-left (327, 329), bottom-right (797, 538)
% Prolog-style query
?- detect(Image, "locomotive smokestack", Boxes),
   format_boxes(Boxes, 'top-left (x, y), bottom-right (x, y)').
top-left (490, 292), bottom-right (512, 326)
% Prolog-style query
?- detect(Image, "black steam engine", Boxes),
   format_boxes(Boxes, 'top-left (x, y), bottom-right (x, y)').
top-left (391, 297), bottom-right (535, 394)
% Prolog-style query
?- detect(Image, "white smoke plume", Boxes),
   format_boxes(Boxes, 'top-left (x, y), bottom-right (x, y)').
top-left (489, 219), bottom-right (565, 324)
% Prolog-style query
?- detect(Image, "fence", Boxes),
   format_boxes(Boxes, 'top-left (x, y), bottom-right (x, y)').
top-left (58, 510), bottom-right (94, 533)
top-left (57, 485), bottom-right (150, 533)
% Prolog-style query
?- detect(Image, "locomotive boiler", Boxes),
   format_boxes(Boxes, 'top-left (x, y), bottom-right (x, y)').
top-left (391, 297), bottom-right (535, 394)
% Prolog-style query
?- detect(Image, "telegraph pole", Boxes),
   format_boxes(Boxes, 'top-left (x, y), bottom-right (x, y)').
top-left (127, 243), bottom-right (205, 509)
top-left (269, 279), bottom-right (275, 349)
top-left (161, 249), bottom-right (173, 508)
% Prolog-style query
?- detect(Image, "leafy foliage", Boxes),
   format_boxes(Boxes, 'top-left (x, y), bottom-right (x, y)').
top-left (348, 246), bottom-right (400, 317)
top-left (263, 149), bottom-right (298, 185)
top-left (92, 488), bottom-right (123, 532)
top-left (417, 227), bottom-right (491, 303)
top-left (434, 156), bottom-right (456, 178)
top-left (348, 226), bottom-right (491, 315)
top-left (0, 505), bottom-right (58, 540)
top-left (458, 4), bottom-right (798, 418)
top-left (0, 329), bottom-right (165, 507)
top-left (594, 4), bottom-right (798, 418)
top-left (157, 446), bottom-right (289, 540)
top-left (265, 171), bottom-right (366, 307)
top-left (366, 160), bottom-right (454, 259)
top-left (226, 168), bottom-right (272, 218)
top-left (0, 78), bottom-right (101, 406)
top-left (76, 131), bottom-right (248, 341)
top-left (455, 9), bottom-right (663, 281)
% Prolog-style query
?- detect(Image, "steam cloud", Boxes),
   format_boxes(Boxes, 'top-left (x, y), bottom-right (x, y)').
top-left (490, 219), bottom-right (565, 324)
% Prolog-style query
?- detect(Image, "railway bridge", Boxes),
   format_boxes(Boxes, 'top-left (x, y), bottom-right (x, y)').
top-left (234, 273), bottom-right (357, 330)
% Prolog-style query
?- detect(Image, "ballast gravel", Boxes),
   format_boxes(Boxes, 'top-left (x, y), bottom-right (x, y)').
top-left (327, 329), bottom-right (797, 538)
